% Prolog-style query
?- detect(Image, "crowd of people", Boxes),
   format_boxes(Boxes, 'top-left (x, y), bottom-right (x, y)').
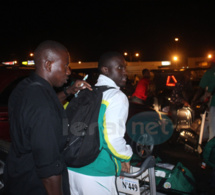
top-left (3, 40), bottom-right (215, 194)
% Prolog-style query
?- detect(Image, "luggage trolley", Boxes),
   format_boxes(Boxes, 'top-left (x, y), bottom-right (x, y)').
top-left (117, 155), bottom-right (156, 195)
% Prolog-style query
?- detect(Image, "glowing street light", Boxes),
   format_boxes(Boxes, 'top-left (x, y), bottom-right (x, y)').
top-left (175, 37), bottom-right (179, 42)
top-left (135, 53), bottom-right (139, 57)
top-left (174, 38), bottom-right (179, 57)
top-left (208, 54), bottom-right (212, 59)
top-left (173, 56), bottom-right (178, 61)
top-left (123, 52), bottom-right (140, 61)
top-left (173, 55), bottom-right (179, 68)
top-left (30, 53), bottom-right (34, 57)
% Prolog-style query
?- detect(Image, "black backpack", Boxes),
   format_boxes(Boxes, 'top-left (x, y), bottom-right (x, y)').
top-left (63, 85), bottom-right (114, 168)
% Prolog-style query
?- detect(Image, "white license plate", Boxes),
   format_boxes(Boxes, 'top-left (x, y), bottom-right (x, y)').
top-left (117, 177), bottom-right (140, 195)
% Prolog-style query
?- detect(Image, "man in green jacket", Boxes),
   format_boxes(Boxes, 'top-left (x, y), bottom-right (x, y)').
top-left (67, 52), bottom-right (133, 195)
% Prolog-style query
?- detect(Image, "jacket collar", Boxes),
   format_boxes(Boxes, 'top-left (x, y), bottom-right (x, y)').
top-left (95, 74), bottom-right (120, 90)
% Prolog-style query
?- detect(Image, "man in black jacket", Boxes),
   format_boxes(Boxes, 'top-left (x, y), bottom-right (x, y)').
top-left (4, 40), bottom-right (91, 195)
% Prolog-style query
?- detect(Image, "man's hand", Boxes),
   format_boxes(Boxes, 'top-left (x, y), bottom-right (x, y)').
top-left (121, 162), bottom-right (130, 173)
top-left (57, 80), bottom-right (92, 103)
top-left (66, 80), bottom-right (92, 95)
top-left (42, 175), bottom-right (63, 195)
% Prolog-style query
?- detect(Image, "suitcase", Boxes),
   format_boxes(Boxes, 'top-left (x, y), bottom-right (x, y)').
top-left (176, 107), bottom-right (194, 130)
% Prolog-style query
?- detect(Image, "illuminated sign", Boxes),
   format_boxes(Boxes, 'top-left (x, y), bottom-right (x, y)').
top-left (166, 75), bottom-right (177, 86)
top-left (22, 60), bottom-right (35, 65)
top-left (27, 60), bottom-right (35, 65)
top-left (161, 61), bottom-right (171, 66)
top-left (2, 61), bottom-right (17, 65)
top-left (22, 61), bottom-right (28, 65)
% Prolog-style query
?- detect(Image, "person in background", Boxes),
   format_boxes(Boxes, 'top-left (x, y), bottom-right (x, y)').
top-left (192, 56), bottom-right (215, 141)
top-left (146, 70), bottom-right (156, 106)
top-left (132, 74), bottom-right (140, 86)
top-left (131, 68), bottom-right (151, 104)
top-left (4, 40), bottom-right (91, 195)
top-left (192, 55), bottom-right (215, 195)
top-left (169, 70), bottom-right (193, 127)
top-left (67, 52), bottom-right (133, 195)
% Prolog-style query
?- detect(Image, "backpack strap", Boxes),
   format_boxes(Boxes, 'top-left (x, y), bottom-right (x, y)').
top-left (29, 82), bottom-right (68, 137)
top-left (93, 85), bottom-right (115, 92)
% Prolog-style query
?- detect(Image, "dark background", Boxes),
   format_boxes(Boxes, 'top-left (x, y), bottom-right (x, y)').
top-left (1, 1), bottom-right (215, 63)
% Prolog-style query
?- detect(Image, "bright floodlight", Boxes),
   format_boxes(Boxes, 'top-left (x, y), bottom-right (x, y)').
top-left (208, 54), bottom-right (212, 59)
top-left (173, 56), bottom-right (178, 61)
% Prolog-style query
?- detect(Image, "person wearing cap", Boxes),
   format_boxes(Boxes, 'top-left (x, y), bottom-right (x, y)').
top-left (192, 55), bottom-right (215, 141)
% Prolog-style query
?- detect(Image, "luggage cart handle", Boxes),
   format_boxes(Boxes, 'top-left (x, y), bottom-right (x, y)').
top-left (120, 155), bottom-right (155, 178)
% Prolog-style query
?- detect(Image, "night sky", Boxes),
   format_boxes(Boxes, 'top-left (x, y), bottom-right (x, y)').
top-left (1, 1), bottom-right (215, 63)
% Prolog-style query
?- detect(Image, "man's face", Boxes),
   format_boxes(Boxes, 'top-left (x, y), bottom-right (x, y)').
top-left (106, 56), bottom-right (127, 87)
top-left (50, 51), bottom-right (71, 87)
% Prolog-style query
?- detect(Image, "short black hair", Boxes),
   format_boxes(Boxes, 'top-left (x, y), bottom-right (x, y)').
top-left (142, 69), bottom-right (150, 76)
top-left (34, 40), bottom-right (68, 66)
top-left (98, 51), bottom-right (123, 73)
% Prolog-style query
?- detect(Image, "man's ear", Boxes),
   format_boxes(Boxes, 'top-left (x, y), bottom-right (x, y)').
top-left (101, 66), bottom-right (109, 76)
top-left (44, 60), bottom-right (52, 72)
